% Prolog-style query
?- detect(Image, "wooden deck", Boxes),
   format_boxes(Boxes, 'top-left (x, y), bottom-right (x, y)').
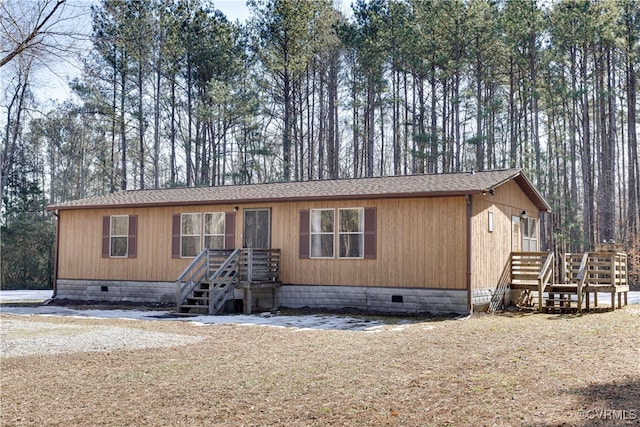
top-left (509, 250), bottom-right (628, 313)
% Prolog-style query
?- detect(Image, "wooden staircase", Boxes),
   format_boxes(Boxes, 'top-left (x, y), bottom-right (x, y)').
top-left (176, 248), bottom-right (281, 315)
top-left (176, 249), bottom-right (239, 314)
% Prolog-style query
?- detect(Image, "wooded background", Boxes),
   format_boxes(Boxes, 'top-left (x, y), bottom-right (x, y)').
top-left (1, 0), bottom-right (638, 288)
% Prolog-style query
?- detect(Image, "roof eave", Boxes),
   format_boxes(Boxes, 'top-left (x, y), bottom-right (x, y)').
top-left (47, 190), bottom-right (483, 211)
top-left (514, 172), bottom-right (551, 212)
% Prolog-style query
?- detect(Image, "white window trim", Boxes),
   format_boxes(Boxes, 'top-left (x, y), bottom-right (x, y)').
top-left (338, 207), bottom-right (365, 259)
top-left (180, 213), bottom-right (202, 258)
top-left (181, 212), bottom-right (227, 258)
top-left (204, 212), bottom-right (226, 250)
top-left (110, 215), bottom-right (129, 258)
top-left (523, 217), bottom-right (538, 252)
top-left (309, 208), bottom-right (335, 259)
top-left (488, 210), bottom-right (494, 232)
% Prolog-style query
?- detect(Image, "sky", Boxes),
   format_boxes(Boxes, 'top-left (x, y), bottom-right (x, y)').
top-left (30, 1), bottom-right (252, 105)
top-left (28, 0), bottom-right (346, 105)
top-left (216, 0), bottom-right (251, 22)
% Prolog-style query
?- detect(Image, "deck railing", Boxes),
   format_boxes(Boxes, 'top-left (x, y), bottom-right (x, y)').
top-left (537, 252), bottom-right (555, 311)
top-left (238, 248), bottom-right (281, 284)
top-left (575, 252), bottom-right (589, 312)
top-left (208, 249), bottom-right (240, 314)
top-left (177, 248), bottom-right (281, 314)
top-left (511, 252), bottom-right (549, 287)
top-left (510, 250), bottom-right (628, 313)
top-left (176, 249), bottom-right (209, 307)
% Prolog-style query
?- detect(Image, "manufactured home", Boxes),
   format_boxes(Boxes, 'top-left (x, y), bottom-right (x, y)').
top-left (47, 168), bottom-right (551, 314)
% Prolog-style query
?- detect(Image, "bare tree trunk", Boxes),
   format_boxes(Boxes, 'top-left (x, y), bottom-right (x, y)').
top-left (429, 70), bottom-right (437, 174)
top-left (137, 63), bottom-right (145, 189)
top-left (379, 91), bottom-right (385, 175)
top-left (392, 64), bottom-right (400, 175)
top-left (327, 54), bottom-right (338, 179)
top-left (170, 77), bottom-right (177, 186)
top-left (627, 55), bottom-right (639, 237)
top-left (601, 48), bottom-right (616, 241)
top-left (186, 60), bottom-right (193, 187)
top-left (153, 52), bottom-right (161, 189)
top-left (119, 61), bottom-right (127, 191)
top-left (366, 76), bottom-right (374, 177)
top-left (0, 64), bottom-right (30, 206)
top-left (110, 66), bottom-right (117, 192)
top-left (530, 32), bottom-right (541, 179)
top-left (283, 68), bottom-right (292, 181)
top-left (318, 65), bottom-right (325, 180)
top-left (475, 43), bottom-right (484, 172)
top-left (581, 44), bottom-right (594, 249)
top-left (569, 46), bottom-right (579, 251)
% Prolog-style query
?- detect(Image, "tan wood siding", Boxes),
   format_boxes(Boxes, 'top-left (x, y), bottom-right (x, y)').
top-left (471, 180), bottom-right (540, 290)
top-left (58, 205), bottom-right (238, 282)
top-left (273, 197), bottom-right (467, 289)
top-left (58, 197), bottom-right (467, 290)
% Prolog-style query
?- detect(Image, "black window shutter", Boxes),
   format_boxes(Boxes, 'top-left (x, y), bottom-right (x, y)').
top-left (102, 216), bottom-right (110, 258)
top-left (299, 209), bottom-right (310, 259)
top-left (128, 215), bottom-right (138, 258)
top-left (364, 207), bottom-right (377, 259)
top-left (225, 212), bottom-right (236, 249)
top-left (171, 214), bottom-right (181, 258)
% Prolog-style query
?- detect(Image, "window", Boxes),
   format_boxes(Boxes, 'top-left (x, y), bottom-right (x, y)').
top-left (488, 210), bottom-right (494, 232)
top-left (522, 217), bottom-right (538, 251)
top-left (204, 212), bottom-right (225, 249)
top-left (102, 215), bottom-right (137, 259)
top-left (338, 208), bottom-right (364, 258)
top-left (511, 216), bottom-right (521, 251)
top-left (110, 215), bottom-right (129, 257)
top-left (299, 208), bottom-right (375, 260)
top-left (173, 212), bottom-right (232, 258)
top-left (310, 209), bottom-right (334, 258)
top-left (181, 213), bottom-right (202, 257)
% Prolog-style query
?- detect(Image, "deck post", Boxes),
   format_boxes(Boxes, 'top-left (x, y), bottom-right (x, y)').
top-left (585, 291), bottom-right (590, 311)
top-left (611, 291), bottom-right (615, 311)
top-left (618, 292), bottom-right (622, 309)
top-left (538, 272), bottom-right (544, 312)
top-left (243, 288), bottom-right (252, 315)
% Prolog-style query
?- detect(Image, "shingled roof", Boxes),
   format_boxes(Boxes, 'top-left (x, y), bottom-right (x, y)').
top-left (47, 168), bottom-right (550, 211)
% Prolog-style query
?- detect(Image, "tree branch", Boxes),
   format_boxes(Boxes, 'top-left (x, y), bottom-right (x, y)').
top-left (0, 0), bottom-right (66, 68)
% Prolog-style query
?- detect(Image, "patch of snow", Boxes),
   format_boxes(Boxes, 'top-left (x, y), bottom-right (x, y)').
top-left (0, 290), bottom-right (52, 302)
top-left (0, 291), bottom-right (394, 331)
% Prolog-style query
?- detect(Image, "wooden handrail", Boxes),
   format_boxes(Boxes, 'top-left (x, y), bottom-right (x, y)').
top-left (207, 249), bottom-right (240, 314)
top-left (537, 252), bottom-right (554, 311)
top-left (575, 252), bottom-right (589, 312)
top-left (176, 249), bottom-right (210, 307)
top-left (176, 248), bottom-right (208, 283)
top-left (176, 249), bottom-right (236, 307)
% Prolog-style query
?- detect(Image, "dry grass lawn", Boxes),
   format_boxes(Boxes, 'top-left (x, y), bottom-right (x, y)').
top-left (1, 307), bottom-right (639, 427)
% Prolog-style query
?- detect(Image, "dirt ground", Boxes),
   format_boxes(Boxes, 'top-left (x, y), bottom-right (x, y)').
top-left (1, 307), bottom-right (639, 427)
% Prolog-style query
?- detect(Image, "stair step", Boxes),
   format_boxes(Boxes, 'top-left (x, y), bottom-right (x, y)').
top-left (179, 304), bottom-right (209, 309)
